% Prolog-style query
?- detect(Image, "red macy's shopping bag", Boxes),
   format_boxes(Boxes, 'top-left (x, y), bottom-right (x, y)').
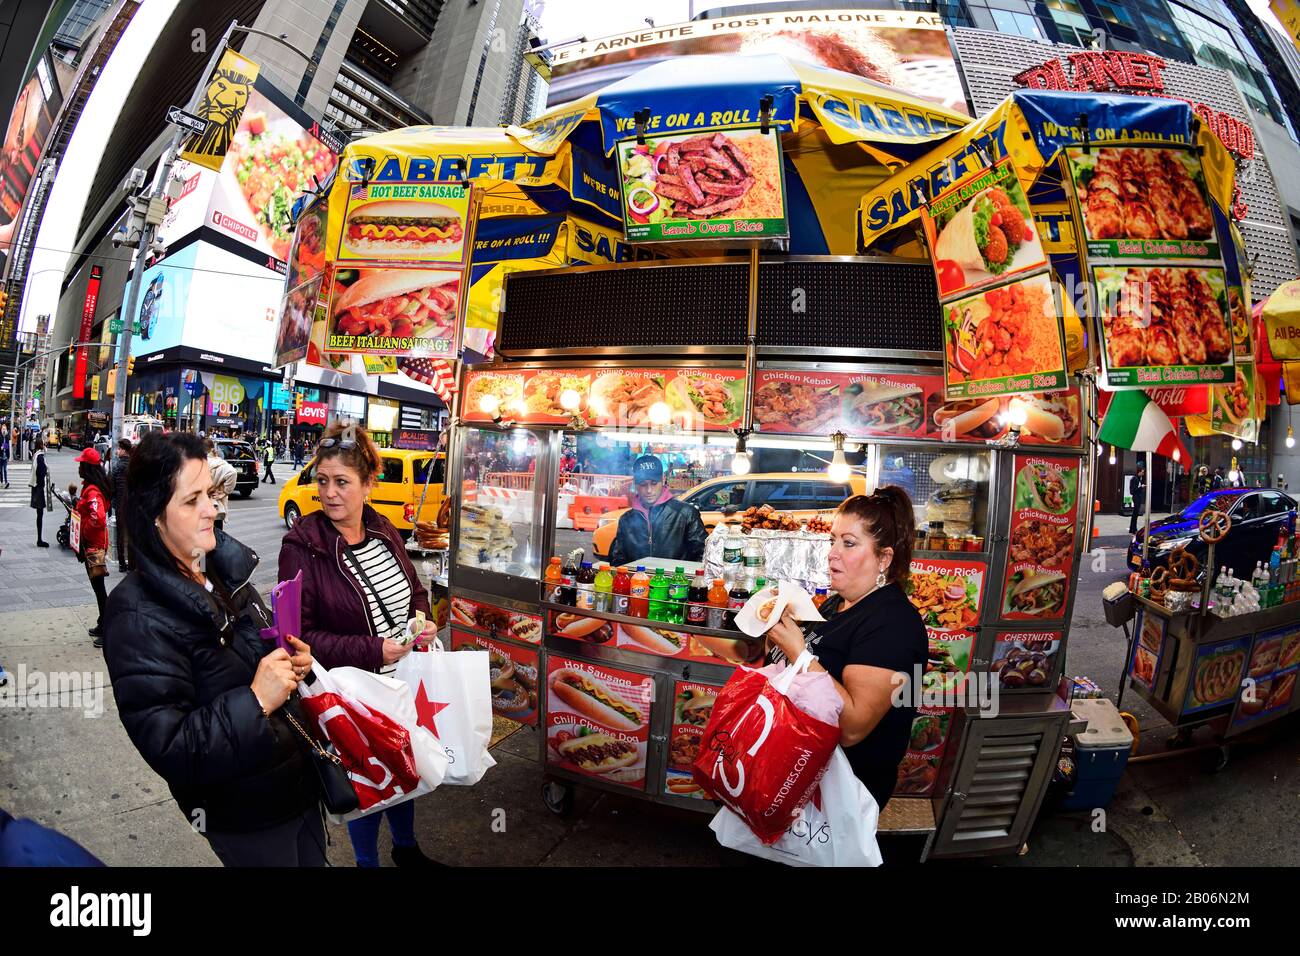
top-left (692, 651), bottom-right (840, 845)
top-left (298, 687), bottom-right (422, 812)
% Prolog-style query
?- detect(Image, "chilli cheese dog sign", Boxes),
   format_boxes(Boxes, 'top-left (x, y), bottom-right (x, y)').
top-left (546, 657), bottom-right (653, 790)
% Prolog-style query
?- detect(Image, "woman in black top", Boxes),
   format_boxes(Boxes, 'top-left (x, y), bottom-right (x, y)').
top-left (766, 487), bottom-right (927, 810)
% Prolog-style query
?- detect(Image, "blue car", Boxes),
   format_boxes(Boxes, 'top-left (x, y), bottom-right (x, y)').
top-left (1129, 488), bottom-right (1296, 578)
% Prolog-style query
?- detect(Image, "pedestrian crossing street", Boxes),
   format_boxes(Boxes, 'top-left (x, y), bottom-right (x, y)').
top-left (0, 463), bottom-right (31, 508)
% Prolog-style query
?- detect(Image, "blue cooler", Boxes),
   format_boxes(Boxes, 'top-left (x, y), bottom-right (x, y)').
top-left (1060, 699), bottom-right (1133, 811)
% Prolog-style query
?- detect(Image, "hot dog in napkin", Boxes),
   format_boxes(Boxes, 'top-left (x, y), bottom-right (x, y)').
top-left (735, 580), bottom-right (825, 637)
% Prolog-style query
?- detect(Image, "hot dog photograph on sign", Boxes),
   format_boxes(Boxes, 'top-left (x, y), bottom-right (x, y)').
top-left (337, 181), bottom-right (470, 264)
top-left (546, 657), bottom-right (653, 790)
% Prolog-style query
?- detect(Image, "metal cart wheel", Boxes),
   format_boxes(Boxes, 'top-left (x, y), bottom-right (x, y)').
top-left (542, 780), bottom-right (575, 818)
top-left (1213, 744), bottom-right (1231, 773)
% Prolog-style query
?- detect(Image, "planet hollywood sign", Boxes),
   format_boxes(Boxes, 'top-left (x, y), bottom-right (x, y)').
top-left (1013, 52), bottom-right (1256, 161)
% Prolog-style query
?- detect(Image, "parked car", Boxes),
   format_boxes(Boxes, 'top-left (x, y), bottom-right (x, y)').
top-left (591, 472), bottom-right (869, 560)
top-left (121, 416), bottom-right (166, 445)
top-left (1129, 488), bottom-right (1297, 579)
top-left (212, 439), bottom-right (260, 499)
top-left (278, 448), bottom-right (446, 533)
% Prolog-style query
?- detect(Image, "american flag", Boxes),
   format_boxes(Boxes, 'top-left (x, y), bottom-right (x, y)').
top-left (399, 357), bottom-right (458, 405)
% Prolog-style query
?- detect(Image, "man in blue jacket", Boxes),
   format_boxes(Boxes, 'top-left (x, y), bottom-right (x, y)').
top-left (608, 455), bottom-right (708, 567)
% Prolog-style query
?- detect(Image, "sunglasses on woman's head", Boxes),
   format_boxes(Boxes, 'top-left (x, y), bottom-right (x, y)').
top-left (317, 437), bottom-right (357, 451)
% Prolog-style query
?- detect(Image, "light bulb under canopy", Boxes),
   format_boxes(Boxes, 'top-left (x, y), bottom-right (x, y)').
top-left (647, 401), bottom-right (671, 426)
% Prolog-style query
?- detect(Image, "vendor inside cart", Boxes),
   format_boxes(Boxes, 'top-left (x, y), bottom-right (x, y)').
top-left (607, 455), bottom-right (708, 567)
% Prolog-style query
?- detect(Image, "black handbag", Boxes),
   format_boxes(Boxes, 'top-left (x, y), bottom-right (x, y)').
top-left (281, 706), bottom-right (360, 816)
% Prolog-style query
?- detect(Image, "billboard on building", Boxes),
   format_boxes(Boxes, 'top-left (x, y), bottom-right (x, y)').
top-left (1, 54), bottom-right (63, 273)
top-left (544, 9), bottom-right (968, 116)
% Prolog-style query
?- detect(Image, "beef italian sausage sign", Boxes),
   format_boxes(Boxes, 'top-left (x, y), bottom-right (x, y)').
top-left (1001, 455), bottom-right (1080, 621)
top-left (546, 657), bottom-right (653, 790)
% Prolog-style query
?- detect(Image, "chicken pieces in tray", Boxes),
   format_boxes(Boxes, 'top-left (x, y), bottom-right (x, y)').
top-left (1102, 267), bottom-right (1231, 370)
top-left (1081, 147), bottom-right (1214, 241)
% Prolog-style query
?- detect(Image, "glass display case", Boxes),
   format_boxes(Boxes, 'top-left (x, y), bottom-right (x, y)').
top-left (876, 445), bottom-right (993, 552)
top-left (455, 426), bottom-right (546, 586)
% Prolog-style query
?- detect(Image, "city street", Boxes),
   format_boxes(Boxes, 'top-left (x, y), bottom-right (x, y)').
top-left (3, 450), bottom-right (1296, 866)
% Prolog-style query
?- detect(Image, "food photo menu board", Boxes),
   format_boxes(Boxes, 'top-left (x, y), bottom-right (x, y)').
top-left (546, 656), bottom-right (654, 791)
top-left (919, 160), bottom-right (1068, 401)
top-left (451, 629), bottom-right (539, 726)
top-left (1231, 626), bottom-right (1300, 729)
top-left (753, 369), bottom-right (1084, 449)
top-left (464, 366), bottom-right (746, 432)
top-left (1000, 455), bottom-right (1080, 622)
top-left (1062, 141), bottom-right (1235, 390)
top-left (617, 128), bottom-right (789, 243)
top-left (664, 681), bottom-right (723, 801)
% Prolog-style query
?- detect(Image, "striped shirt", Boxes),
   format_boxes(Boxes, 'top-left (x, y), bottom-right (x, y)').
top-left (342, 537), bottom-right (412, 639)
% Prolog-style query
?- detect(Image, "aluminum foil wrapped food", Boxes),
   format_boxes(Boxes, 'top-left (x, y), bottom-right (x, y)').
top-left (704, 527), bottom-right (832, 593)
top-left (926, 480), bottom-right (976, 536)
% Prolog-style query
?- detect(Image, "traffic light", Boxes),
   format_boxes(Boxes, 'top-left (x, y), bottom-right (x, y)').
top-left (293, 391), bottom-right (303, 412)
top-left (126, 356), bottom-right (136, 377)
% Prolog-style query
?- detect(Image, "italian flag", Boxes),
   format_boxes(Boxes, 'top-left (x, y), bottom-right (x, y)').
top-left (1098, 390), bottom-right (1190, 463)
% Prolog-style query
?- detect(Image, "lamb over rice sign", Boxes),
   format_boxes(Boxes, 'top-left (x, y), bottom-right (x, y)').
top-left (1013, 52), bottom-right (1256, 160)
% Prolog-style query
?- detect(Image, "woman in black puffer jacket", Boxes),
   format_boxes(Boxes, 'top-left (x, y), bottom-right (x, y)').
top-left (104, 432), bottom-right (324, 866)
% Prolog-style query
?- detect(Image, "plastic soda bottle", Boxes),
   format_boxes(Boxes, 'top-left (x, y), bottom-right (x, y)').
top-left (629, 566), bottom-right (651, 618)
top-left (544, 557), bottom-right (563, 603)
top-left (667, 566), bottom-right (689, 625)
top-left (613, 566), bottom-right (632, 616)
top-left (594, 563), bottom-right (614, 612)
top-left (707, 578), bottom-right (729, 629)
top-left (648, 569), bottom-right (670, 622)
top-left (687, 570), bottom-right (709, 625)
top-left (575, 562), bottom-right (597, 611)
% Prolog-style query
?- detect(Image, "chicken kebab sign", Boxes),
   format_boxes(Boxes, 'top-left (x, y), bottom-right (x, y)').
top-left (1001, 455), bottom-right (1080, 622)
top-left (1063, 143), bottom-right (1234, 389)
top-left (324, 181), bottom-right (472, 356)
top-left (921, 160), bottom-right (1068, 401)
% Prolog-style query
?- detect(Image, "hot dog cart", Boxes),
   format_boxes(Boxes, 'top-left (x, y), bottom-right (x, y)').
top-left (441, 250), bottom-right (1096, 858)
top-left (293, 52), bottom-right (1253, 856)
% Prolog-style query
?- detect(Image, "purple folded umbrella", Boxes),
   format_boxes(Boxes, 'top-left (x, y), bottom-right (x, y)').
top-left (260, 571), bottom-right (302, 652)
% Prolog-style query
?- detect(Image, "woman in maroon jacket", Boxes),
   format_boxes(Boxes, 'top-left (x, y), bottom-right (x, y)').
top-left (279, 422), bottom-right (438, 868)
top-left (74, 448), bottom-right (113, 646)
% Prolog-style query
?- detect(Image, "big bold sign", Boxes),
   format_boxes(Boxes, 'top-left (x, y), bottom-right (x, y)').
top-left (1013, 52), bottom-right (1255, 160)
top-left (73, 266), bottom-right (102, 400)
top-left (297, 400), bottom-right (328, 425)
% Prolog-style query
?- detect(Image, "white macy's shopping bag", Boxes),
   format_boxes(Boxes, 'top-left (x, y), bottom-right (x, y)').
top-left (302, 664), bottom-right (449, 823)
top-left (393, 640), bottom-right (497, 786)
top-left (710, 748), bottom-right (883, 867)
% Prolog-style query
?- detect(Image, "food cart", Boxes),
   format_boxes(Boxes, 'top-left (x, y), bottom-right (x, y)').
top-left (291, 55), bottom-right (1254, 857)
top-left (1126, 593), bottom-right (1299, 759)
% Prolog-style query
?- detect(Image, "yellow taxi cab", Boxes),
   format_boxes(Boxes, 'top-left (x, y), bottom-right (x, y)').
top-left (279, 449), bottom-right (446, 533)
top-left (591, 471), bottom-right (869, 559)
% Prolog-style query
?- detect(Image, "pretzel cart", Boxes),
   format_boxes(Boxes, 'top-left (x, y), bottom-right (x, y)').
top-left (1123, 508), bottom-right (1300, 757)
top-left (299, 56), bottom-right (1255, 857)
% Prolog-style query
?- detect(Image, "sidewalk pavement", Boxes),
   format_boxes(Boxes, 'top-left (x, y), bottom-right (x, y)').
top-left (2, 602), bottom-right (1217, 868)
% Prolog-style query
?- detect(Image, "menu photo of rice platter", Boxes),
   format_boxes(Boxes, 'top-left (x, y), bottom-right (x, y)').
top-left (618, 128), bottom-right (788, 242)
top-left (942, 273), bottom-right (1068, 400)
top-left (923, 159), bottom-right (1046, 299)
top-left (1066, 145), bottom-right (1218, 260)
top-left (1094, 265), bottom-right (1233, 388)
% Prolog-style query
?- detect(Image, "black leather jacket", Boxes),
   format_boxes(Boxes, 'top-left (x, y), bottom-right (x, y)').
top-left (608, 496), bottom-right (708, 567)
top-left (103, 532), bottom-right (318, 833)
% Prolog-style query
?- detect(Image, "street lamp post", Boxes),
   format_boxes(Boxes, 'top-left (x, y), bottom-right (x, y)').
top-left (109, 21), bottom-right (313, 445)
